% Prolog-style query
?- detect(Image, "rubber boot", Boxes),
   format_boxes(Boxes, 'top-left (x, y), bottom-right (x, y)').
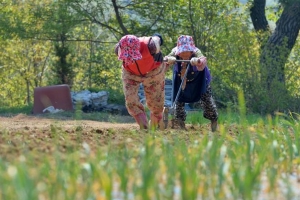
top-left (133, 113), bottom-right (148, 130)
top-left (149, 113), bottom-right (164, 131)
top-left (171, 118), bottom-right (187, 130)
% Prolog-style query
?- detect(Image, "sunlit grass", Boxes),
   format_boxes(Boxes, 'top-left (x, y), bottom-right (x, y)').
top-left (0, 105), bottom-right (33, 116)
top-left (0, 103), bottom-right (300, 199)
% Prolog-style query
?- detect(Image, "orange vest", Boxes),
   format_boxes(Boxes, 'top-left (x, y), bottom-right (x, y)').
top-left (123, 37), bottom-right (161, 76)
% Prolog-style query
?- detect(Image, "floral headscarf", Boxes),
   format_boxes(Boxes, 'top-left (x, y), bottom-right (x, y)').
top-left (118, 35), bottom-right (142, 65)
top-left (175, 35), bottom-right (196, 55)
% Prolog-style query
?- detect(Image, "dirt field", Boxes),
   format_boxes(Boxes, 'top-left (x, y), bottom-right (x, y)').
top-left (1, 114), bottom-right (300, 199)
top-left (0, 113), bottom-right (209, 133)
top-left (0, 114), bottom-right (139, 132)
top-left (0, 114), bottom-right (141, 159)
top-left (0, 114), bottom-right (207, 161)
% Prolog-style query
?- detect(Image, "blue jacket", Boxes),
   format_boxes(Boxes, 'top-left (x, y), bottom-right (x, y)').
top-left (173, 62), bottom-right (211, 103)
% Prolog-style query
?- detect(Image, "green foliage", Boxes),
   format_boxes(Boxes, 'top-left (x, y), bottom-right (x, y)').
top-left (106, 89), bottom-right (125, 104)
top-left (0, 39), bottom-right (52, 106)
top-left (50, 41), bottom-right (76, 87)
top-left (0, 105), bottom-right (33, 116)
top-left (84, 43), bottom-right (123, 92)
top-left (286, 37), bottom-right (300, 97)
top-left (0, 0), bottom-right (299, 114)
top-left (37, 1), bottom-right (85, 88)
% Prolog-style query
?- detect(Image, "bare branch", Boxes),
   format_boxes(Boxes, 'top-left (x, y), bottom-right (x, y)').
top-left (71, 1), bottom-right (124, 36)
top-left (141, 7), bottom-right (165, 36)
top-left (22, 37), bottom-right (117, 43)
top-left (111, 0), bottom-right (129, 35)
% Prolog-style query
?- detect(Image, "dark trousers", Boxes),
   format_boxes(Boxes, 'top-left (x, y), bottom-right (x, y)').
top-left (175, 85), bottom-right (218, 121)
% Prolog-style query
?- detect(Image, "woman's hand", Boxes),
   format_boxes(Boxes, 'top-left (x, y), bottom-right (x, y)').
top-left (190, 56), bottom-right (207, 71)
top-left (164, 56), bottom-right (176, 65)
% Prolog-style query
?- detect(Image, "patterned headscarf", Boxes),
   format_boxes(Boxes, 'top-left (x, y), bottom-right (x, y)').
top-left (118, 35), bottom-right (142, 65)
top-left (175, 35), bottom-right (196, 55)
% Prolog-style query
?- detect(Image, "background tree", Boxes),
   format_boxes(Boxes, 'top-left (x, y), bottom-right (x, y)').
top-left (0, 0), bottom-right (53, 106)
top-left (0, 0), bottom-right (299, 115)
top-left (34, 1), bottom-right (85, 88)
top-left (250, 0), bottom-right (300, 113)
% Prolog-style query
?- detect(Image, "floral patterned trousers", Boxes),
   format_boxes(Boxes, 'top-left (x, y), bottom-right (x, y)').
top-left (122, 64), bottom-right (166, 123)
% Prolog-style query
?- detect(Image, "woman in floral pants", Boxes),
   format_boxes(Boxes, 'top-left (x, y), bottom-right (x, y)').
top-left (115, 34), bottom-right (165, 130)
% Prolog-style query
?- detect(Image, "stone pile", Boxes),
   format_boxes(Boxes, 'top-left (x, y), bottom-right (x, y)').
top-left (69, 78), bottom-right (190, 115)
top-left (71, 90), bottom-right (109, 111)
top-left (70, 90), bottom-right (129, 115)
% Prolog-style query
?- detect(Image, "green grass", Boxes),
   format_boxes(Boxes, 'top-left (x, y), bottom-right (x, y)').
top-left (0, 105), bottom-right (33, 116)
top-left (0, 105), bottom-right (134, 123)
top-left (0, 104), bottom-right (300, 200)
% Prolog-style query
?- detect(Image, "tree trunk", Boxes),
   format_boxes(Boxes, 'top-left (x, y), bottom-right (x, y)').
top-left (250, 1), bottom-right (300, 113)
top-left (250, 0), bottom-right (269, 31)
top-left (261, 1), bottom-right (300, 88)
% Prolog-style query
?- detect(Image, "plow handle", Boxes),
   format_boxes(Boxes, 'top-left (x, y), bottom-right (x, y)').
top-left (163, 59), bottom-right (190, 62)
top-left (171, 64), bottom-right (190, 109)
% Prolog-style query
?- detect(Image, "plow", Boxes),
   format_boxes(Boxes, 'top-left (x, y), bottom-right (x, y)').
top-left (162, 59), bottom-right (191, 130)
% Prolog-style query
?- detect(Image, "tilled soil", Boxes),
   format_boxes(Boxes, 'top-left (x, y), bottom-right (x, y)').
top-left (0, 114), bottom-right (209, 161)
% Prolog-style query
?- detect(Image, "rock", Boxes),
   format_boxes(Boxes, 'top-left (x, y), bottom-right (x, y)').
top-left (71, 90), bottom-right (109, 112)
top-left (70, 78), bottom-right (178, 114)
top-left (70, 90), bottom-right (129, 115)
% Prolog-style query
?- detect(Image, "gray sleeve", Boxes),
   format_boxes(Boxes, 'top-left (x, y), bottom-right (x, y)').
top-left (194, 48), bottom-right (204, 57)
